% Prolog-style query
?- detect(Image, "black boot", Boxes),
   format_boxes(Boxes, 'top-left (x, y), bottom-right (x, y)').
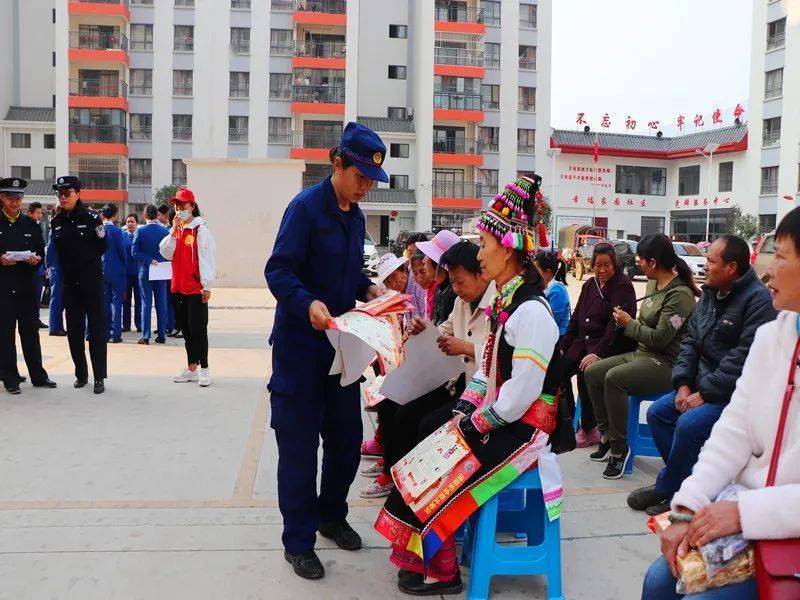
top-left (318, 520), bottom-right (362, 551)
top-left (398, 572), bottom-right (463, 596)
top-left (74, 378), bottom-right (88, 389)
top-left (284, 550), bottom-right (324, 580)
top-left (93, 380), bottom-right (105, 394)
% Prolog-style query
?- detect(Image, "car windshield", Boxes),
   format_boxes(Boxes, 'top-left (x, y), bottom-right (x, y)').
top-left (365, 232), bottom-right (375, 246)
top-left (673, 243), bottom-right (703, 257)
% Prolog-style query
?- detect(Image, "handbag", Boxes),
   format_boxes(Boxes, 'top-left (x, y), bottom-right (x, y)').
top-left (753, 336), bottom-right (800, 599)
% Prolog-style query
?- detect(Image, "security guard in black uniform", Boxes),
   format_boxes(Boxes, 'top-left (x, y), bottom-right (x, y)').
top-left (51, 176), bottom-right (108, 394)
top-left (0, 177), bottom-right (57, 394)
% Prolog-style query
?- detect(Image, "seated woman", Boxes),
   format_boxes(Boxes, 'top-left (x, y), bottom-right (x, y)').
top-left (585, 234), bottom-right (698, 480)
top-left (560, 244), bottom-right (637, 448)
top-left (534, 250), bottom-right (571, 336)
top-left (642, 207), bottom-right (800, 600)
top-left (416, 230), bottom-right (460, 325)
top-left (375, 175), bottom-right (560, 595)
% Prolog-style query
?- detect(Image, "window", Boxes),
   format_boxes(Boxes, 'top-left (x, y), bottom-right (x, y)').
top-left (175, 0), bottom-right (194, 6)
top-left (389, 24), bottom-right (407, 39)
top-left (271, 0), bottom-right (293, 9)
top-left (616, 165), bottom-right (667, 196)
top-left (520, 3), bottom-right (537, 28)
top-left (388, 65), bottom-right (407, 80)
top-left (759, 214), bottom-right (777, 232)
top-left (229, 116), bottom-right (248, 143)
top-left (517, 128), bottom-right (535, 153)
top-left (174, 25), bottom-right (194, 52)
top-left (478, 169), bottom-right (499, 194)
top-left (173, 114), bottom-right (192, 141)
top-left (390, 175), bottom-right (409, 189)
top-left (763, 116), bottom-right (781, 146)
top-left (130, 69), bottom-right (153, 96)
top-left (481, 84), bottom-right (500, 109)
top-left (390, 144), bottom-right (409, 158)
top-left (479, 127), bottom-right (499, 152)
top-left (269, 73), bottom-right (292, 99)
top-left (132, 0), bottom-right (154, 4)
top-left (231, 0), bottom-right (251, 8)
top-left (678, 165), bottom-right (700, 196)
top-left (129, 159), bottom-right (151, 185)
top-left (10, 133), bottom-right (31, 148)
top-left (173, 70), bottom-right (193, 96)
top-left (518, 86), bottom-right (536, 111)
top-left (481, 0), bottom-right (501, 25)
top-left (765, 68), bottom-right (783, 99)
top-left (172, 159), bottom-right (187, 185)
top-left (641, 216), bottom-right (665, 237)
top-left (387, 107), bottom-right (407, 120)
top-left (43, 134), bottom-right (55, 149)
top-left (270, 29), bottom-right (293, 55)
top-left (718, 161), bottom-right (733, 192)
top-left (11, 166), bottom-right (31, 179)
top-left (767, 17), bottom-right (786, 50)
top-left (231, 27), bottom-right (250, 54)
top-left (130, 24), bottom-right (153, 51)
top-left (130, 113), bottom-right (152, 141)
top-left (485, 42), bottom-right (500, 68)
top-left (44, 166), bottom-right (56, 181)
top-left (761, 166), bottom-right (778, 195)
top-left (519, 45), bottom-right (536, 70)
top-left (229, 71), bottom-right (250, 98)
top-left (268, 117), bottom-right (291, 144)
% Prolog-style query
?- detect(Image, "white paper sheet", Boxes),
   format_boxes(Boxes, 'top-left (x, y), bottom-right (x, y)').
top-left (5, 250), bottom-right (36, 262)
top-left (148, 261), bottom-right (173, 281)
top-left (326, 328), bottom-right (378, 386)
top-left (379, 323), bottom-right (465, 405)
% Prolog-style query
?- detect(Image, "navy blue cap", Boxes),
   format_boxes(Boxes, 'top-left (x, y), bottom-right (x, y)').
top-left (0, 177), bottom-right (27, 196)
top-left (53, 175), bottom-right (81, 191)
top-left (338, 122), bottom-right (389, 183)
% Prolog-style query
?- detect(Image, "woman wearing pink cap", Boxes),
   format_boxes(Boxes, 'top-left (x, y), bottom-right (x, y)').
top-left (415, 229), bottom-right (460, 325)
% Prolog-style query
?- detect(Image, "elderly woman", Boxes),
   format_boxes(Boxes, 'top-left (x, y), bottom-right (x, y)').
top-left (559, 243), bottom-right (637, 447)
top-left (642, 207), bottom-right (800, 599)
top-left (375, 175), bottom-right (559, 595)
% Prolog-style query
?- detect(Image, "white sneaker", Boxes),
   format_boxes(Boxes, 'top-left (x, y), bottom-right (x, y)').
top-left (198, 368), bottom-right (211, 387)
top-left (174, 367), bottom-right (199, 383)
top-left (359, 479), bottom-right (394, 499)
top-left (360, 461), bottom-right (384, 478)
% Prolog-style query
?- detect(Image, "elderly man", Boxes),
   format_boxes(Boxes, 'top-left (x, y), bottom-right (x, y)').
top-left (627, 235), bottom-right (776, 515)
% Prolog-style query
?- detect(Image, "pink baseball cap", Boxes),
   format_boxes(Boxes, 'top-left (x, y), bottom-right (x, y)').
top-left (416, 230), bottom-right (460, 265)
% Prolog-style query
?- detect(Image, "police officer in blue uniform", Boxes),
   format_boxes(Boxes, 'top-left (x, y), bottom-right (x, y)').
top-left (51, 176), bottom-right (108, 394)
top-left (265, 122), bottom-right (388, 580)
top-left (100, 204), bottom-right (127, 343)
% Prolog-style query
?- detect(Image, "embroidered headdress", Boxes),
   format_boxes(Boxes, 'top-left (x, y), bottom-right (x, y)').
top-left (476, 174), bottom-right (549, 253)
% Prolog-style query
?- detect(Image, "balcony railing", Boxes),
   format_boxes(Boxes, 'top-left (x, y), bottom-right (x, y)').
top-left (767, 32), bottom-right (785, 50)
top-left (78, 0), bottom-right (129, 4)
top-left (295, 40), bottom-right (346, 58)
top-left (762, 130), bottom-right (781, 146)
top-left (130, 0), bottom-right (153, 5)
top-left (481, 140), bottom-right (499, 152)
top-left (303, 174), bottom-right (327, 188)
top-left (272, 0), bottom-right (293, 9)
top-left (518, 100), bottom-right (536, 112)
top-left (482, 98), bottom-right (499, 110)
top-left (129, 127), bottom-right (151, 141)
top-left (268, 131), bottom-right (292, 144)
top-left (173, 84), bottom-right (193, 97)
top-left (292, 84), bottom-right (345, 103)
top-left (69, 31), bottom-right (129, 51)
top-left (270, 41), bottom-right (294, 56)
top-left (365, 188), bottom-right (416, 204)
top-left (269, 84), bottom-right (292, 99)
top-left (229, 85), bottom-right (250, 98)
top-left (761, 180), bottom-right (778, 195)
top-left (130, 38), bottom-right (153, 51)
top-left (175, 0), bottom-right (194, 6)
top-left (480, 183), bottom-right (499, 195)
top-left (229, 128), bottom-right (249, 143)
top-left (292, 129), bottom-right (341, 148)
top-left (517, 142), bottom-right (535, 154)
top-left (69, 124), bottom-right (127, 144)
top-left (232, 0), bottom-right (251, 8)
top-left (765, 85), bottom-right (782, 99)
top-left (519, 56), bottom-right (536, 70)
top-left (434, 5), bottom-right (483, 23)
top-left (432, 182), bottom-right (483, 198)
top-left (69, 78), bottom-right (128, 98)
top-left (174, 39), bottom-right (194, 52)
top-left (434, 47), bottom-right (485, 67)
top-left (173, 126), bottom-right (192, 141)
top-left (432, 138), bottom-right (482, 155)
top-left (484, 55), bottom-right (500, 68)
top-left (232, 41), bottom-right (250, 54)
top-left (130, 173), bottom-right (151, 186)
top-left (129, 83), bottom-right (152, 96)
top-left (75, 171), bottom-right (127, 190)
top-left (295, 0), bottom-right (346, 14)
top-left (433, 91), bottom-right (482, 111)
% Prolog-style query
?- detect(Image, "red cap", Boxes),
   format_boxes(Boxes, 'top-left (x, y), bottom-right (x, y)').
top-left (170, 186), bottom-right (196, 205)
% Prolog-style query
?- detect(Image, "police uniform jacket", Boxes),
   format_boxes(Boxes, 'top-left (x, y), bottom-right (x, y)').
top-left (0, 210), bottom-right (45, 297)
top-left (50, 201), bottom-right (107, 282)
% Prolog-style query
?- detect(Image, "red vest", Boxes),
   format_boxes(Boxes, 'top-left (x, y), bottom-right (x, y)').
top-left (171, 226), bottom-right (203, 295)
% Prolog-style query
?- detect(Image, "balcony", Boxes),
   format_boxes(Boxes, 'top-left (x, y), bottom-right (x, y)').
top-left (268, 131), bottom-right (293, 144)
top-left (481, 139), bottom-right (499, 152)
top-left (69, 31), bottom-right (130, 63)
top-left (232, 0), bottom-right (250, 8)
top-left (291, 84), bottom-right (345, 114)
top-left (294, 0), bottom-right (347, 26)
top-left (270, 41), bottom-right (295, 56)
top-left (762, 130), bottom-right (781, 147)
top-left (290, 129), bottom-right (341, 159)
top-left (432, 138), bottom-right (483, 166)
top-left (229, 128), bottom-right (249, 143)
top-left (68, 0), bottom-right (130, 20)
top-left (272, 0), bottom-right (294, 9)
top-left (434, 91), bottom-right (484, 121)
top-left (129, 127), bottom-right (151, 141)
top-left (765, 85), bottom-right (782, 99)
top-left (293, 40), bottom-right (346, 69)
top-left (69, 124), bottom-right (127, 144)
top-left (363, 188), bottom-right (416, 206)
top-left (76, 171), bottom-right (127, 190)
top-left (434, 5), bottom-right (485, 35)
top-left (69, 78), bottom-right (128, 110)
top-left (767, 32), bottom-right (785, 50)
top-left (173, 126), bottom-right (192, 141)
top-left (519, 56), bottom-right (536, 70)
top-left (432, 182), bottom-right (483, 209)
top-left (433, 47), bottom-right (485, 78)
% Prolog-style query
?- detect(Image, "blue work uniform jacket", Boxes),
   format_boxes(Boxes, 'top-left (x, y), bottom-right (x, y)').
top-left (102, 222), bottom-right (127, 283)
top-left (45, 235), bottom-right (58, 273)
top-left (122, 230), bottom-right (138, 277)
top-left (265, 177), bottom-right (373, 392)
top-left (132, 222), bottom-right (168, 275)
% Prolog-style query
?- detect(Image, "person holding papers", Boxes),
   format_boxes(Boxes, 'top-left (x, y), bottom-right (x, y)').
top-left (375, 175), bottom-right (560, 596)
top-left (132, 205), bottom-right (169, 346)
top-left (158, 187), bottom-right (215, 387)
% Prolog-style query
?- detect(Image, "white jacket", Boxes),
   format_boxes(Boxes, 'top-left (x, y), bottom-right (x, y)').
top-left (671, 311), bottom-right (800, 540)
top-left (158, 217), bottom-right (216, 291)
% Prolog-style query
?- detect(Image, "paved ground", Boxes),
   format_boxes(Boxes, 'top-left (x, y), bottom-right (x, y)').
top-left (0, 279), bottom-right (662, 600)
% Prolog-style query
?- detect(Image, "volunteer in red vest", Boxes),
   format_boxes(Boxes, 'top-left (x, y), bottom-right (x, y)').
top-left (158, 187), bottom-right (216, 387)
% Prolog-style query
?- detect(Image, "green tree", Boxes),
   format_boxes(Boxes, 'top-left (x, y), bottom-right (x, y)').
top-left (725, 206), bottom-right (761, 241)
top-left (154, 185), bottom-right (178, 206)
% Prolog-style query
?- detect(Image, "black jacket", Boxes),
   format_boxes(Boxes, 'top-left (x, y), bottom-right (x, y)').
top-left (0, 211), bottom-right (45, 296)
top-left (50, 201), bottom-right (107, 282)
top-left (432, 279), bottom-right (457, 327)
top-left (672, 268), bottom-right (776, 403)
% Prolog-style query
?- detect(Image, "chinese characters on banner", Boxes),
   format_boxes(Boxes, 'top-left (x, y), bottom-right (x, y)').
top-left (561, 165), bottom-right (613, 189)
top-left (575, 104), bottom-right (745, 133)
top-left (673, 197), bottom-right (732, 208)
top-left (569, 195), bottom-right (649, 209)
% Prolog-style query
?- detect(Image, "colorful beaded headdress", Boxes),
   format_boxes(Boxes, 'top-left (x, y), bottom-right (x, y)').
top-left (477, 174), bottom-right (549, 253)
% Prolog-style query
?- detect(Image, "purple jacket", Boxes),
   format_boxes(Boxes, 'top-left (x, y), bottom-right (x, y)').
top-left (404, 268), bottom-right (427, 318)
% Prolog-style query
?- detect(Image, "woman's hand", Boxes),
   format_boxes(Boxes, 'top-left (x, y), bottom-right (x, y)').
top-left (0, 253), bottom-right (15, 267)
top-left (201, 290), bottom-right (211, 304)
top-left (660, 522), bottom-right (691, 578)
top-left (365, 284), bottom-right (387, 301)
top-left (407, 316), bottom-right (426, 336)
top-left (612, 306), bottom-right (633, 327)
top-left (437, 335), bottom-right (472, 357)
top-left (579, 353), bottom-right (601, 371)
top-left (687, 501), bottom-right (742, 548)
top-left (171, 217), bottom-right (182, 236)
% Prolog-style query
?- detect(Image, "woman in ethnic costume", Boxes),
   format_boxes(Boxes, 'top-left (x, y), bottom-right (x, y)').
top-left (375, 175), bottom-right (561, 595)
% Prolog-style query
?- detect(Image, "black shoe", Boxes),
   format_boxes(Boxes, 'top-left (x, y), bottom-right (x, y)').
top-left (589, 440), bottom-right (611, 462)
top-left (645, 500), bottom-right (673, 517)
top-left (109, 338), bottom-right (123, 344)
top-left (136, 327), bottom-right (142, 333)
top-left (18, 375), bottom-right (27, 383)
top-left (38, 321), bottom-right (48, 329)
top-left (32, 379), bottom-right (57, 389)
top-left (137, 338), bottom-right (149, 345)
top-left (627, 485), bottom-right (670, 511)
top-left (398, 572), bottom-right (463, 596)
top-left (50, 330), bottom-right (67, 337)
top-left (166, 330), bottom-right (177, 338)
top-left (318, 520), bottom-right (362, 551)
top-left (74, 378), bottom-right (88, 389)
top-left (93, 380), bottom-right (105, 394)
top-left (284, 550), bottom-right (324, 580)
top-left (174, 331), bottom-right (183, 339)
top-left (122, 327), bottom-right (131, 333)
top-left (154, 337), bottom-right (166, 344)
top-left (603, 446), bottom-right (631, 480)
top-left (4, 383), bottom-right (21, 395)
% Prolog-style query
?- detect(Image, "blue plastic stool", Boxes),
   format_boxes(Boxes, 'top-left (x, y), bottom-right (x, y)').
top-left (461, 469), bottom-right (563, 600)
top-left (625, 393), bottom-right (664, 474)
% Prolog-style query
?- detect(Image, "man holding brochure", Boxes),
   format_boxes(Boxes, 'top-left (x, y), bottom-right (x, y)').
top-left (132, 205), bottom-right (169, 346)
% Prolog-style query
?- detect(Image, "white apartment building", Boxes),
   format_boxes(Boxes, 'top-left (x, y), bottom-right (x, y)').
top-left (51, 0), bottom-right (550, 244)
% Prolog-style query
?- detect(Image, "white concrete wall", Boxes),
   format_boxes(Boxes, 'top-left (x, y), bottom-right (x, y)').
top-left (498, 0), bottom-right (520, 187)
top-left (150, 0), bottom-right (174, 192)
top-left (54, 0), bottom-right (69, 177)
top-left (0, 124), bottom-right (57, 180)
top-left (184, 158), bottom-right (304, 287)
top-left (410, 0), bottom-right (434, 231)
top-left (249, 0), bottom-right (270, 159)
top-left (18, 0), bottom-right (56, 108)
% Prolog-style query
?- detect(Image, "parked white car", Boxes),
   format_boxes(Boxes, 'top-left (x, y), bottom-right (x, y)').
top-left (673, 242), bottom-right (707, 279)
top-left (363, 233), bottom-right (379, 275)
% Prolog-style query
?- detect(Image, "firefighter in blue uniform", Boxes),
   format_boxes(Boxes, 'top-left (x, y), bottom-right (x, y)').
top-left (265, 122), bottom-right (388, 581)
top-left (100, 204), bottom-right (127, 343)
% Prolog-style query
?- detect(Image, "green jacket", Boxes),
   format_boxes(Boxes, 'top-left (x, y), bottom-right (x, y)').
top-left (624, 276), bottom-right (697, 366)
